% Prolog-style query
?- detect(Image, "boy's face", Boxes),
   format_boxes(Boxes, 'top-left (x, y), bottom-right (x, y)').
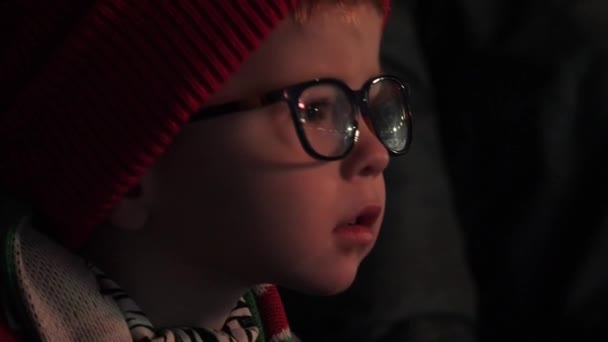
top-left (148, 3), bottom-right (388, 295)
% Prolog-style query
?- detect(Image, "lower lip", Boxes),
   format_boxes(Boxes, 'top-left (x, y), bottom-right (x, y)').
top-left (333, 225), bottom-right (375, 245)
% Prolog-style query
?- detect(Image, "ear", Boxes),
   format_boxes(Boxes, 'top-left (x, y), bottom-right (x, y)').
top-left (108, 169), bottom-right (157, 231)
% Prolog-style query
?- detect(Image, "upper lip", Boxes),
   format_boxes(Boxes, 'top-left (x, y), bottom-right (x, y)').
top-left (338, 205), bottom-right (383, 228)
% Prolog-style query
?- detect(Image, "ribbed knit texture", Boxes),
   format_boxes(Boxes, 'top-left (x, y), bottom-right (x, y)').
top-left (0, 0), bottom-right (299, 248)
top-left (252, 285), bottom-right (293, 342)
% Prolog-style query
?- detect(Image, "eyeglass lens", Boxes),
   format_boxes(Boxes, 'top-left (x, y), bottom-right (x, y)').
top-left (296, 84), bottom-right (357, 158)
top-left (368, 78), bottom-right (411, 153)
top-left (294, 78), bottom-right (409, 158)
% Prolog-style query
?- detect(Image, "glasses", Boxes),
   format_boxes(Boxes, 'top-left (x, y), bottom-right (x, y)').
top-left (191, 75), bottom-right (412, 161)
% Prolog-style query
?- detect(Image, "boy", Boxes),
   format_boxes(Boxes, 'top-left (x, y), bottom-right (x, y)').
top-left (0, 0), bottom-right (411, 340)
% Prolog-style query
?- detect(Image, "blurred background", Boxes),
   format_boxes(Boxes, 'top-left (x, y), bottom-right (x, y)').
top-left (281, 0), bottom-right (608, 341)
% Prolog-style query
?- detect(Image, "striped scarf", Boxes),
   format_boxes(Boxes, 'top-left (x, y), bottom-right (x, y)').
top-left (91, 265), bottom-right (292, 342)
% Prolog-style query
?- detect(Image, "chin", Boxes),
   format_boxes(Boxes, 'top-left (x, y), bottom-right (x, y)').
top-left (288, 261), bottom-right (361, 296)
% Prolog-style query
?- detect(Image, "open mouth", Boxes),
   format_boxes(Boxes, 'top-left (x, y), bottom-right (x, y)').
top-left (333, 205), bottom-right (382, 246)
top-left (337, 205), bottom-right (382, 231)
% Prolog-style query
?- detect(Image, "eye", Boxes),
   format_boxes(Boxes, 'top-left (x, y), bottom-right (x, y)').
top-left (297, 83), bottom-right (354, 136)
top-left (300, 99), bottom-right (335, 124)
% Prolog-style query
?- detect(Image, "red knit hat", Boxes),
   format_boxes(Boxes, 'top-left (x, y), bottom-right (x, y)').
top-left (0, 0), bottom-right (390, 249)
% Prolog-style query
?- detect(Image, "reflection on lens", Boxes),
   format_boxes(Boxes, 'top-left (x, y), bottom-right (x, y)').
top-left (296, 83), bottom-right (356, 157)
top-left (369, 78), bottom-right (410, 154)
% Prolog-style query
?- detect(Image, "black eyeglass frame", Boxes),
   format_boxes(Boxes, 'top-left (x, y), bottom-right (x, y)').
top-left (190, 75), bottom-right (412, 161)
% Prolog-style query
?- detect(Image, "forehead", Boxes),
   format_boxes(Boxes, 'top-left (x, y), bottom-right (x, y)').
top-left (207, 3), bottom-right (384, 105)
top-left (292, 0), bottom-right (385, 23)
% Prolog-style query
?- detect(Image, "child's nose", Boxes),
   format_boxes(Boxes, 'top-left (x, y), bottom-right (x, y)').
top-left (341, 116), bottom-right (389, 179)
